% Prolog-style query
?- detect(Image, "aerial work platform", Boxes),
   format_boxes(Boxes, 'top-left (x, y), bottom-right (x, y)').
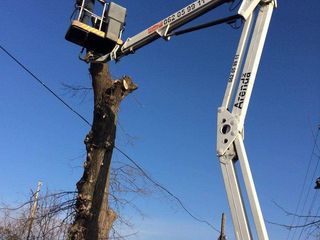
top-left (65, 1), bottom-right (126, 55)
top-left (65, 20), bottom-right (120, 54)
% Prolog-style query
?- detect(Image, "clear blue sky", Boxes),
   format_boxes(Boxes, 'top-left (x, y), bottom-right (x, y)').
top-left (0, 0), bottom-right (320, 239)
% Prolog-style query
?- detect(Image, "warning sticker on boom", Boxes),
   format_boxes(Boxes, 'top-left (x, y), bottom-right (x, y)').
top-left (148, 22), bottom-right (164, 34)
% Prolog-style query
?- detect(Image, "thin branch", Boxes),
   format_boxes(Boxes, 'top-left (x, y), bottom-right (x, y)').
top-left (114, 146), bottom-right (220, 233)
top-left (268, 219), bottom-right (320, 230)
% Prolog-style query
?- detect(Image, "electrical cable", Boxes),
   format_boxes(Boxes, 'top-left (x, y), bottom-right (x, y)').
top-left (296, 127), bottom-right (320, 240)
top-left (305, 202), bottom-right (320, 240)
top-left (0, 45), bottom-right (91, 127)
top-left (297, 193), bottom-right (317, 239)
top-left (0, 44), bottom-right (220, 233)
top-left (114, 146), bottom-right (220, 233)
top-left (297, 186), bottom-right (319, 240)
top-left (287, 127), bottom-right (319, 240)
top-left (287, 127), bottom-right (320, 240)
top-left (302, 191), bottom-right (319, 239)
top-left (305, 156), bottom-right (320, 240)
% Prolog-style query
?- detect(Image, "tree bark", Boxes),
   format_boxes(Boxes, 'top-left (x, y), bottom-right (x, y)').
top-left (68, 63), bottom-right (137, 240)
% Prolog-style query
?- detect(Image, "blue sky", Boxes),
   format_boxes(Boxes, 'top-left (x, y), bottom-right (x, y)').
top-left (0, 0), bottom-right (320, 239)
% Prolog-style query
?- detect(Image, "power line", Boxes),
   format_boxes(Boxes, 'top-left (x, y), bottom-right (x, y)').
top-left (0, 45), bottom-right (91, 126)
top-left (305, 201), bottom-right (320, 240)
top-left (0, 44), bottom-right (219, 233)
top-left (114, 146), bottom-right (220, 233)
top-left (302, 191), bottom-right (319, 239)
top-left (287, 126), bottom-right (320, 240)
top-left (296, 126), bottom-right (320, 240)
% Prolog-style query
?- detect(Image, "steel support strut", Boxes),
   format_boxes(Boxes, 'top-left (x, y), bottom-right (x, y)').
top-left (217, 1), bottom-right (276, 240)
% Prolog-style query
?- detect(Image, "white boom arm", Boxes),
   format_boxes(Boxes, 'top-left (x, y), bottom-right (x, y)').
top-left (97, 0), bottom-right (231, 61)
top-left (118, 0), bottom-right (228, 58)
top-left (97, 0), bottom-right (269, 62)
top-left (217, 0), bottom-right (276, 239)
top-left (96, 0), bottom-right (277, 239)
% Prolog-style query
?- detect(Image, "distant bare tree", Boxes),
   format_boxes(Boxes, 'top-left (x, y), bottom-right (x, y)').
top-left (0, 190), bottom-right (74, 240)
top-left (0, 159), bottom-right (152, 240)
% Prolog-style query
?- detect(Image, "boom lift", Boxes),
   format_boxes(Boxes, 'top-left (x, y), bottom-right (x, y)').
top-left (66, 0), bottom-right (277, 239)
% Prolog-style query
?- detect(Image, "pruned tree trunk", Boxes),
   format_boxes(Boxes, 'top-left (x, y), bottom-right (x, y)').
top-left (68, 63), bottom-right (137, 240)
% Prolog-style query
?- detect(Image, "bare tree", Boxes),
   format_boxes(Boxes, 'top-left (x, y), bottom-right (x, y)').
top-left (1, 62), bottom-right (213, 240)
top-left (68, 62), bottom-right (137, 240)
top-left (268, 201), bottom-right (320, 240)
top-left (0, 160), bottom-right (153, 240)
top-left (0, 190), bottom-right (75, 240)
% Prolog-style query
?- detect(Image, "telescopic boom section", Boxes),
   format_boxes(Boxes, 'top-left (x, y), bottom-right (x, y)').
top-left (103, 0), bottom-right (265, 62)
top-left (112, 0), bottom-right (230, 60)
top-left (217, 1), bottom-right (276, 239)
